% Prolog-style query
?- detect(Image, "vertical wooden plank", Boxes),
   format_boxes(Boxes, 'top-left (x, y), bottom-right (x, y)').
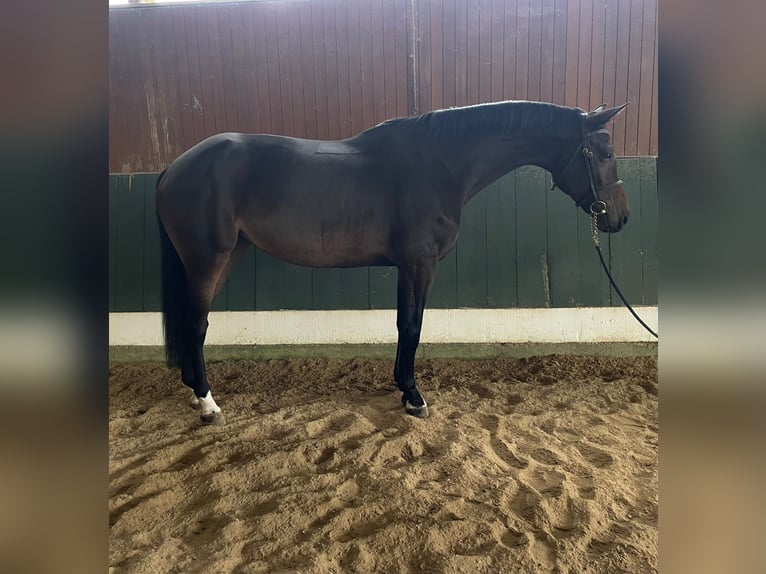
top-left (502, 0), bottom-right (517, 99)
top-left (220, 3), bottom-right (241, 133)
top-left (207, 7), bottom-right (232, 134)
top-left (276, 3), bottom-right (296, 137)
top-left (546, 174), bottom-right (580, 307)
top-left (156, 7), bottom-right (181, 164)
top-left (608, 158), bottom-right (643, 303)
top-left (264, 3), bottom-right (284, 134)
top-left (148, 9), bottom-right (171, 169)
top-left (288, 0), bottom-right (308, 138)
top-left (195, 6), bottom-right (217, 137)
top-left (340, 268), bottom-right (370, 309)
top-left (575, 0), bottom-right (592, 109)
top-left (114, 12), bottom-right (138, 170)
top-left (311, 0), bottom-right (330, 138)
top-left (551, 0), bottom-right (567, 105)
top-left (142, 175), bottom-right (161, 311)
top-left (477, 0), bottom-right (492, 103)
top-left (489, 0), bottom-right (505, 102)
top-left (649, 5), bottom-right (658, 155)
top-left (254, 249), bottom-right (283, 310)
top-left (358, 0), bottom-right (375, 128)
top-left (184, 7), bottom-right (207, 142)
top-left (240, 3), bottom-right (261, 135)
top-left (252, 2), bottom-right (273, 134)
top-left (564, 0), bottom-right (580, 108)
top-left (228, 4), bottom-right (251, 133)
top-left (624, 0), bottom-right (644, 155)
top-left (539, 0), bottom-right (555, 104)
top-left (526, 0), bottom-right (542, 102)
top-left (323, 0), bottom-right (341, 139)
top-left (282, 263), bottom-right (314, 310)
top-left (335, 0), bottom-right (353, 137)
top-left (125, 9), bottom-right (145, 169)
top-left (456, 188), bottom-right (488, 307)
top-left (254, 255), bottom-right (313, 311)
top-left (464, 0), bottom-right (479, 104)
top-left (486, 173), bottom-right (518, 307)
top-left (455, 0), bottom-right (468, 106)
top-left (637, 0), bottom-right (657, 156)
top-left (371, 0), bottom-right (387, 121)
top-left (312, 268), bottom-right (343, 310)
top-left (227, 244), bottom-right (256, 311)
top-left (612, 0), bottom-right (631, 155)
top-left (393, 0), bottom-right (409, 117)
top-left (113, 175), bottom-right (145, 312)
top-left (515, 0), bottom-right (529, 101)
top-left (299, 1), bottom-right (319, 139)
top-left (515, 166), bottom-right (548, 307)
top-left (430, 0), bottom-right (444, 110)
top-left (109, 176), bottom-right (120, 311)
top-left (347, 0), bottom-right (364, 133)
top-left (418, 0), bottom-right (433, 113)
top-left (441, 0), bottom-right (457, 108)
top-left (602, 0), bottom-right (619, 111)
top-left (370, 266), bottom-right (398, 309)
top-left (172, 6), bottom-right (194, 149)
top-left (108, 15), bottom-right (125, 171)
top-left (639, 156), bottom-right (658, 304)
top-left (382, 0), bottom-right (400, 120)
top-left (589, 0), bottom-right (606, 110)
top-left (133, 9), bottom-right (157, 171)
top-left (429, 249), bottom-right (458, 308)
top-left (210, 279), bottom-right (228, 311)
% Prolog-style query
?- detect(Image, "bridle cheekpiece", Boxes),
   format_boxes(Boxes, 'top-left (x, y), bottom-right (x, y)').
top-left (552, 118), bottom-right (622, 216)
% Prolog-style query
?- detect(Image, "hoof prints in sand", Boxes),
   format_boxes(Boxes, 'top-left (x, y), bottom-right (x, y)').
top-left (109, 355), bottom-right (657, 573)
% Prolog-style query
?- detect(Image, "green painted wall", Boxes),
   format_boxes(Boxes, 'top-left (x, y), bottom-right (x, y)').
top-left (109, 158), bottom-right (657, 312)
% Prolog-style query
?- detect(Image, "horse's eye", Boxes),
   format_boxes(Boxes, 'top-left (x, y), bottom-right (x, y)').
top-left (602, 153), bottom-right (613, 160)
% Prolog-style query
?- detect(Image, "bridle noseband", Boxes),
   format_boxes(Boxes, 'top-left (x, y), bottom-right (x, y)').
top-left (552, 122), bottom-right (623, 216)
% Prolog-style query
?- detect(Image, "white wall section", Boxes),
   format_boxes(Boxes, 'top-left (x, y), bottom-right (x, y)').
top-left (110, 307), bottom-right (658, 346)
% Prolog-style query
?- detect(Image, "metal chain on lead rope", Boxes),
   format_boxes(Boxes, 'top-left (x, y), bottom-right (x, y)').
top-left (590, 206), bottom-right (603, 247)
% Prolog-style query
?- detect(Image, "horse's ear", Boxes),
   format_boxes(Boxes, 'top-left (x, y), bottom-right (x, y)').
top-left (585, 102), bottom-right (629, 129)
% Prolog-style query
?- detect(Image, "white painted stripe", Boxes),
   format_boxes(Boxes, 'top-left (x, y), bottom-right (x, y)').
top-left (110, 307), bottom-right (658, 346)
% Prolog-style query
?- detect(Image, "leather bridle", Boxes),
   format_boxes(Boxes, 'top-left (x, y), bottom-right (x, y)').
top-left (552, 121), bottom-right (623, 216)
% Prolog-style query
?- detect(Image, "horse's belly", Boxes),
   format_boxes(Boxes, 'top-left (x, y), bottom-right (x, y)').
top-left (241, 222), bottom-right (392, 268)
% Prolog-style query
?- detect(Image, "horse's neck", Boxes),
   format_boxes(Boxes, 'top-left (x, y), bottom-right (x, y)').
top-left (441, 132), bottom-right (570, 205)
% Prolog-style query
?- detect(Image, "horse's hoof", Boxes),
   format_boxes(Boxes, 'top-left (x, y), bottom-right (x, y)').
top-left (200, 411), bottom-right (226, 425)
top-left (404, 401), bottom-right (429, 419)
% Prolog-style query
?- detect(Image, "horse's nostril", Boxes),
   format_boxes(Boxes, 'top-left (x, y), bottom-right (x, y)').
top-left (623, 215), bottom-right (629, 225)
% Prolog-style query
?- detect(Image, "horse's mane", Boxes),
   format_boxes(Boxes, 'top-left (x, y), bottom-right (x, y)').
top-left (377, 101), bottom-right (583, 138)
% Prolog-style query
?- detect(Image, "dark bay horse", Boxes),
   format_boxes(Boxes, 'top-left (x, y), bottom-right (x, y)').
top-left (156, 100), bottom-right (630, 424)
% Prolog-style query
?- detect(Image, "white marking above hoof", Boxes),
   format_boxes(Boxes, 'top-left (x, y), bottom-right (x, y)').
top-left (196, 391), bottom-right (220, 414)
top-left (404, 400), bottom-right (429, 419)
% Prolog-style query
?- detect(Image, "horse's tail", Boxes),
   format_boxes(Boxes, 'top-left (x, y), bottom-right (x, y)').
top-left (157, 171), bottom-right (188, 369)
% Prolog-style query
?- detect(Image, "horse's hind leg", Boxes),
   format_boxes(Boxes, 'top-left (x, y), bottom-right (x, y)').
top-left (185, 235), bottom-right (252, 413)
top-left (180, 251), bottom-right (236, 425)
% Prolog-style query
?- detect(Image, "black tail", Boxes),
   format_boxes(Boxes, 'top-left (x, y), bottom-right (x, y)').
top-left (157, 173), bottom-right (188, 369)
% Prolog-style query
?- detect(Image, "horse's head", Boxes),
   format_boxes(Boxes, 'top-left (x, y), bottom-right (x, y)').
top-left (553, 103), bottom-right (630, 233)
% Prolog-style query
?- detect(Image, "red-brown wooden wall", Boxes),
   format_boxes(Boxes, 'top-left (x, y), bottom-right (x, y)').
top-left (109, 0), bottom-right (657, 173)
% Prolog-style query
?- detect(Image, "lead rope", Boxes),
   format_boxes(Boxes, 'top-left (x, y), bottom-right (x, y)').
top-left (590, 209), bottom-right (658, 338)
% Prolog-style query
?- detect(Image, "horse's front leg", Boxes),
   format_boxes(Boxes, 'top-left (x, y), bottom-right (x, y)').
top-left (394, 259), bottom-right (436, 418)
